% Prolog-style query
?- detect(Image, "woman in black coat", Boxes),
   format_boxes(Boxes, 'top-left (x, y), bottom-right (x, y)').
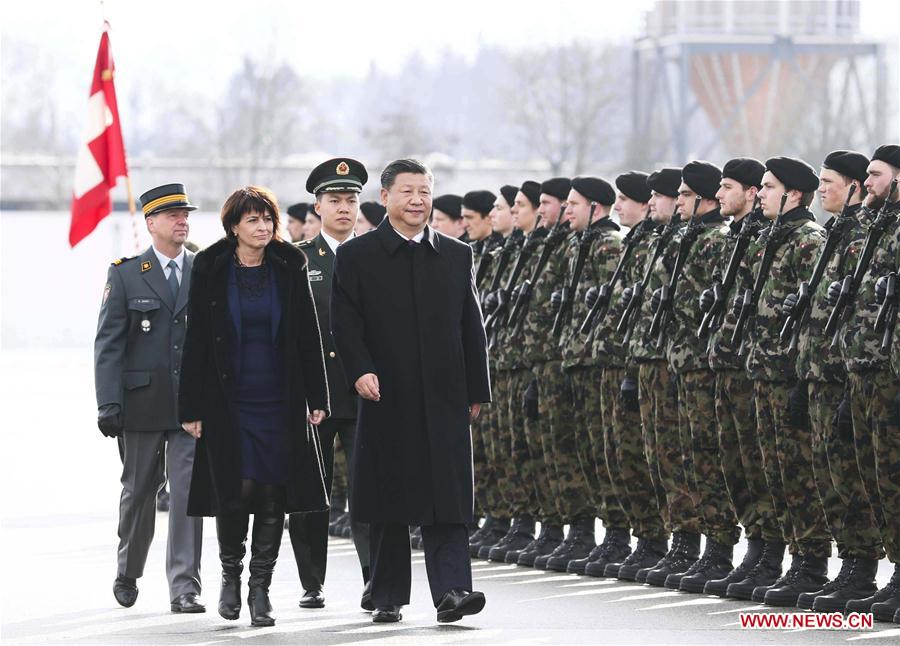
top-left (179, 186), bottom-right (330, 627)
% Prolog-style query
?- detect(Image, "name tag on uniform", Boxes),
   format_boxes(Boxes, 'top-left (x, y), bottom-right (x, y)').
top-left (309, 270), bottom-right (323, 282)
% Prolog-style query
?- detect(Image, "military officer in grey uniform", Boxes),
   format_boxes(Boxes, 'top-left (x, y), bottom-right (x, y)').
top-left (288, 158), bottom-right (372, 611)
top-left (94, 183), bottom-right (204, 612)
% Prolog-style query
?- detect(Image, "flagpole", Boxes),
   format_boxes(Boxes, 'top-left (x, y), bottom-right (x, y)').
top-left (125, 175), bottom-right (141, 254)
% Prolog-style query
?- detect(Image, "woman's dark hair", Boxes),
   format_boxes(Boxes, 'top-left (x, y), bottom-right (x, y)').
top-left (221, 186), bottom-right (282, 242)
top-left (380, 158), bottom-right (433, 190)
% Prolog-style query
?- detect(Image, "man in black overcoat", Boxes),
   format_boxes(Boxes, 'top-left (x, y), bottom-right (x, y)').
top-left (331, 158), bottom-right (492, 623)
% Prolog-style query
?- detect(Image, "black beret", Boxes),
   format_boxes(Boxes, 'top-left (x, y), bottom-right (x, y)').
top-left (765, 156), bottom-right (819, 193)
top-left (499, 184), bottom-right (519, 209)
top-left (540, 177), bottom-right (571, 201)
top-left (822, 150), bottom-right (869, 183)
top-left (286, 202), bottom-right (309, 221)
top-left (462, 190), bottom-right (497, 215)
top-left (647, 168), bottom-right (681, 198)
top-left (359, 201), bottom-right (386, 227)
top-left (306, 157), bottom-right (368, 194)
top-left (520, 180), bottom-right (541, 208)
top-left (682, 161), bottom-right (722, 200)
top-left (722, 157), bottom-right (765, 189)
top-left (872, 144), bottom-right (900, 169)
top-left (571, 176), bottom-right (615, 205)
top-left (615, 171), bottom-right (651, 203)
top-left (432, 194), bottom-right (463, 220)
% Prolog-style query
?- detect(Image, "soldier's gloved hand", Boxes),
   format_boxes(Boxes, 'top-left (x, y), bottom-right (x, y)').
top-left (824, 281), bottom-right (843, 307)
top-left (786, 381), bottom-right (810, 430)
top-left (511, 284), bottom-right (522, 303)
top-left (698, 288), bottom-right (715, 313)
top-left (584, 285), bottom-right (600, 309)
top-left (730, 294), bottom-right (744, 318)
top-left (550, 290), bottom-right (562, 313)
top-left (874, 275), bottom-right (889, 305)
top-left (619, 376), bottom-right (639, 412)
top-left (621, 286), bottom-right (634, 306)
top-left (98, 403), bottom-right (123, 438)
top-left (483, 290), bottom-right (499, 315)
top-left (523, 380), bottom-right (540, 421)
top-left (781, 292), bottom-right (799, 317)
top-left (650, 287), bottom-right (663, 314)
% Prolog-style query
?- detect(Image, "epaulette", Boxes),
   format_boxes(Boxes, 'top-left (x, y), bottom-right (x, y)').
top-left (296, 239), bottom-right (315, 248)
top-left (111, 255), bottom-right (137, 266)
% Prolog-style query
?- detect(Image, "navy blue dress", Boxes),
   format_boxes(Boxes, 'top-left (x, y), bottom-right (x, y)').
top-left (232, 263), bottom-right (286, 485)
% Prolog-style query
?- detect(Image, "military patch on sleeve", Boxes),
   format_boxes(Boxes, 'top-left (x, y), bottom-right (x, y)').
top-left (102, 282), bottom-right (111, 304)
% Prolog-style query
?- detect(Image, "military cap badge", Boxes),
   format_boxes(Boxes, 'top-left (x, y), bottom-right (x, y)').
top-left (336, 161), bottom-right (350, 175)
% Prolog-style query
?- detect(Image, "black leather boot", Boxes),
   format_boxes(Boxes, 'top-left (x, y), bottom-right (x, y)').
top-left (631, 531), bottom-right (684, 582)
top-left (795, 557), bottom-right (851, 610)
top-left (517, 525), bottom-right (564, 567)
top-left (645, 531), bottom-right (700, 588)
top-left (870, 564), bottom-right (900, 622)
top-left (216, 512), bottom-right (249, 620)
top-left (468, 515), bottom-right (496, 553)
top-left (663, 533), bottom-right (709, 590)
top-left (726, 541), bottom-right (787, 601)
top-left (846, 563), bottom-right (900, 615)
top-left (678, 539), bottom-right (734, 593)
top-left (488, 517), bottom-right (535, 562)
top-left (247, 503), bottom-right (284, 627)
top-left (476, 517), bottom-right (511, 559)
top-left (546, 518), bottom-right (596, 572)
top-left (704, 537), bottom-right (762, 597)
top-left (534, 524), bottom-right (577, 571)
top-left (505, 524), bottom-right (544, 564)
top-left (812, 558), bottom-right (879, 613)
top-left (617, 538), bottom-right (669, 581)
top-left (763, 554), bottom-right (828, 607)
top-left (571, 528), bottom-right (631, 575)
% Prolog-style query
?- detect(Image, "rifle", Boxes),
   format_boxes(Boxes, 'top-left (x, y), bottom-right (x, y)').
top-left (875, 272), bottom-right (897, 354)
top-left (552, 203), bottom-right (597, 338)
top-left (779, 184), bottom-right (858, 350)
top-left (697, 196), bottom-right (762, 340)
top-left (730, 192), bottom-right (790, 354)
top-left (579, 206), bottom-right (652, 336)
top-left (825, 178), bottom-right (899, 348)
top-left (474, 235), bottom-right (501, 287)
top-left (647, 196), bottom-right (703, 349)
top-left (507, 205), bottom-right (570, 335)
top-left (480, 230), bottom-right (520, 309)
top-left (483, 227), bottom-right (546, 342)
top-left (617, 206), bottom-right (682, 345)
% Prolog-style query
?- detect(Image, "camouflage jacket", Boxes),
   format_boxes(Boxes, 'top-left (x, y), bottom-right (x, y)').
top-left (840, 202), bottom-right (900, 373)
top-left (664, 209), bottom-right (729, 374)
top-left (796, 204), bottom-right (872, 383)
top-left (560, 218), bottom-right (624, 370)
top-left (745, 207), bottom-right (825, 382)
top-left (519, 225), bottom-right (572, 365)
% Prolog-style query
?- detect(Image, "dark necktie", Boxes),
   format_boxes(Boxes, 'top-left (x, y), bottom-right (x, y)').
top-left (167, 260), bottom-right (179, 299)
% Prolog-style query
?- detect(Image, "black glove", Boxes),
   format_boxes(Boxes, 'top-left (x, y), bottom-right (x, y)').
top-left (824, 280), bottom-right (843, 308)
top-left (781, 292), bottom-right (799, 317)
top-left (483, 290), bottom-right (499, 315)
top-left (523, 380), bottom-right (539, 421)
top-left (650, 287), bottom-right (663, 314)
top-left (550, 290), bottom-right (562, 313)
top-left (621, 286), bottom-right (634, 307)
top-left (98, 403), bottom-right (123, 438)
top-left (786, 381), bottom-right (810, 430)
top-left (511, 284), bottom-right (522, 303)
top-left (698, 288), bottom-right (715, 313)
top-left (731, 294), bottom-right (744, 318)
top-left (584, 285), bottom-right (600, 310)
top-left (832, 390), bottom-right (854, 443)
top-left (875, 275), bottom-right (889, 305)
top-left (620, 376), bottom-right (640, 413)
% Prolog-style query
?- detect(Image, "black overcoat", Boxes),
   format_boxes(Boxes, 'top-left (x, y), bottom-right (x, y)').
top-left (179, 238), bottom-right (331, 516)
top-left (331, 219), bottom-right (491, 525)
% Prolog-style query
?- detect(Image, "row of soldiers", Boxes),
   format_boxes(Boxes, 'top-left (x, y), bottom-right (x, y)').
top-left (459, 146), bottom-right (899, 624)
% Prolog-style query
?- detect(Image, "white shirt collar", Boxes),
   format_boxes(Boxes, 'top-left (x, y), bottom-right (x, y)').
top-left (320, 230), bottom-right (354, 255)
top-left (152, 245), bottom-right (185, 272)
top-left (390, 223), bottom-right (426, 243)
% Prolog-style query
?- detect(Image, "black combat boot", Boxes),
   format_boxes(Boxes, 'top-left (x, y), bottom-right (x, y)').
top-left (726, 541), bottom-right (787, 601)
top-left (571, 528), bottom-right (631, 575)
top-left (631, 531), bottom-right (683, 582)
top-left (704, 537), bottom-right (763, 597)
top-left (763, 554), bottom-right (828, 607)
top-left (517, 525), bottom-right (564, 567)
top-left (846, 563), bottom-right (900, 615)
top-left (796, 557), bottom-right (852, 610)
top-left (645, 531), bottom-right (700, 588)
top-left (476, 517), bottom-right (511, 559)
top-left (216, 512), bottom-right (249, 620)
top-left (662, 533), bottom-right (708, 590)
top-left (812, 558), bottom-right (879, 613)
top-left (505, 524), bottom-right (544, 564)
top-left (617, 538), bottom-right (669, 581)
top-left (468, 515), bottom-right (496, 554)
top-left (678, 539), bottom-right (734, 593)
top-left (534, 523), bottom-right (578, 571)
top-left (870, 564), bottom-right (900, 623)
top-left (489, 517), bottom-right (536, 562)
top-left (247, 503), bottom-right (284, 627)
top-left (546, 518), bottom-right (596, 572)
top-left (751, 551), bottom-right (799, 602)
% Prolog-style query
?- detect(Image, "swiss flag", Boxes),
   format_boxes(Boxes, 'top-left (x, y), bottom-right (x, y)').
top-left (69, 23), bottom-right (128, 247)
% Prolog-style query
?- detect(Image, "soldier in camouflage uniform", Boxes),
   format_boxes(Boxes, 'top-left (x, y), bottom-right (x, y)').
top-left (783, 151), bottom-right (884, 613)
top-left (833, 145), bottom-right (900, 623)
top-left (736, 157), bottom-right (828, 608)
top-left (551, 176), bottom-right (633, 574)
top-left (650, 161), bottom-right (741, 593)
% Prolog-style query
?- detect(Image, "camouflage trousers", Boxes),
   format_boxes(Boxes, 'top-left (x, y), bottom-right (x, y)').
top-left (678, 370), bottom-right (740, 546)
top-left (638, 360), bottom-right (699, 535)
top-left (569, 365), bottom-right (630, 530)
top-left (848, 370), bottom-right (900, 563)
top-left (472, 398), bottom-right (508, 520)
top-left (755, 380), bottom-right (830, 557)
top-left (542, 361), bottom-right (594, 522)
top-left (514, 366), bottom-right (562, 525)
top-left (332, 434), bottom-right (348, 503)
top-left (605, 366), bottom-right (667, 541)
top-left (715, 370), bottom-right (774, 543)
top-left (494, 368), bottom-right (539, 519)
top-left (809, 380), bottom-right (883, 560)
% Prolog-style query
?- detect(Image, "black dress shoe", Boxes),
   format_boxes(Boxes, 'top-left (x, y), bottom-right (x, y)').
top-left (170, 592), bottom-right (206, 613)
top-left (361, 581), bottom-right (374, 611)
top-left (113, 575), bottom-right (138, 608)
top-left (299, 589), bottom-right (325, 608)
top-left (436, 589), bottom-right (486, 623)
top-left (372, 606), bottom-right (402, 623)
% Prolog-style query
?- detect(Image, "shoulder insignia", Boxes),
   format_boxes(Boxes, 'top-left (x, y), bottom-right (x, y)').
top-left (140, 260), bottom-right (152, 273)
top-left (296, 240), bottom-right (314, 248)
top-left (111, 255), bottom-right (135, 266)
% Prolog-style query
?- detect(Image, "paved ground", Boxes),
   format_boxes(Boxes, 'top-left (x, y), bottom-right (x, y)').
top-left (3, 350), bottom-right (900, 644)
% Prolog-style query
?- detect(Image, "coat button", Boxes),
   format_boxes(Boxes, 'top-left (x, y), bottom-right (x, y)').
top-left (173, 369), bottom-right (179, 375)
top-left (173, 318), bottom-right (179, 324)
top-left (173, 344), bottom-right (179, 350)
top-left (222, 373), bottom-right (228, 380)
top-left (211, 300), bottom-right (217, 307)
top-left (329, 351), bottom-right (336, 358)
top-left (216, 336), bottom-right (222, 342)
